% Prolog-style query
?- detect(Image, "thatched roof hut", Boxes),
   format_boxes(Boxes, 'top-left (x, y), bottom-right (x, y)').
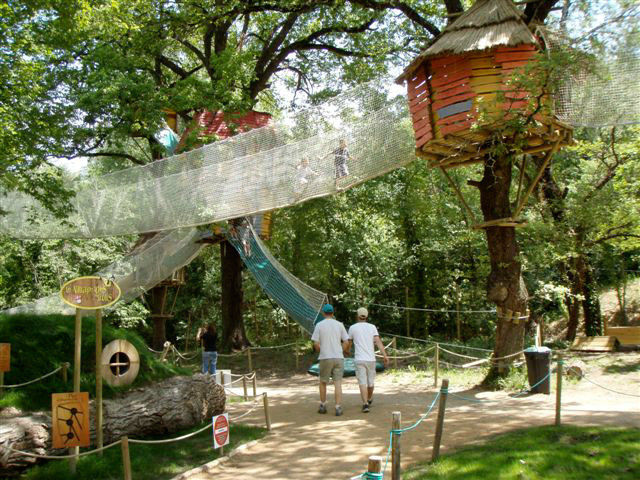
top-left (397, 0), bottom-right (572, 170)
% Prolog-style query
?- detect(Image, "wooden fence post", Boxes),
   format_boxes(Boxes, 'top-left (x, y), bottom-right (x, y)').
top-left (391, 411), bottom-right (401, 480)
top-left (555, 355), bottom-right (563, 426)
top-left (252, 374), bottom-right (257, 397)
top-left (121, 436), bottom-right (132, 480)
top-left (392, 337), bottom-right (398, 369)
top-left (242, 375), bottom-right (248, 401)
top-left (95, 308), bottom-right (104, 454)
top-left (70, 308), bottom-right (82, 473)
top-left (434, 343), bottom-right (439, 387)
top-left (431, 378), bottom-right (449, 461)
top-left (263, 392), bottom-right (272, 431)
top-left (61, 362), bottom-right (68, 384)
top-left (367, 455), bottom-right (383, 477)
top-left (247, 347), bottom-right (253, 372)
top-left (295, 349), bottom-right (299, 370)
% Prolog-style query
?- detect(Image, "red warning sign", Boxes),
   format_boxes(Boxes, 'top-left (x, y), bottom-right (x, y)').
top-left (212, 413), bottom-right (229, 449)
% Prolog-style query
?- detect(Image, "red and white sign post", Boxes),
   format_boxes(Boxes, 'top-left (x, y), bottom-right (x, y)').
top-left (212, 413), bottom-right (230, 452)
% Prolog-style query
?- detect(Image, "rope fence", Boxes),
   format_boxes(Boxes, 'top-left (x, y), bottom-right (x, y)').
top-left (1, 379), bottom-right (272, 479)
top-left (1, 364), bottom-right (67, 388)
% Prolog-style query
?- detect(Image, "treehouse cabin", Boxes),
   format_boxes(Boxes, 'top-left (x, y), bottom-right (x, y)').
top-left (396, 0), bottom-right (573, 170)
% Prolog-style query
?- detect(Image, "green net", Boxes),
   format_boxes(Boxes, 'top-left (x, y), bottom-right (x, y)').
top-left (225, 219), bottom-right (327, 334)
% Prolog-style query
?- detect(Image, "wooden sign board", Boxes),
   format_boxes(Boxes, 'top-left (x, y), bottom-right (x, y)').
top-left (212, 413), bottom-right (230, 449)
top-left (60, 276), bottom-right (121, 310)
top-left (0, 343), bottom-right (9, 372)
top-left (52, 392), bottom-right (90, 449)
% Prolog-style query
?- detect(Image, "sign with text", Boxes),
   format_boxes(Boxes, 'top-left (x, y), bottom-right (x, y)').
top-left (51, 392), bottom-right (90, 449)
top-left (60, 276), bottom-right (121, 310)
top-left (212, 413), bottom-right (230, 449)
top-left (0, 343), bottom-right (10, 372)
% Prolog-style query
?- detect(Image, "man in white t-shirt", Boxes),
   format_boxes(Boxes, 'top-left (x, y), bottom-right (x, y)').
top-left (311, 304), bottom-right (350, 416)
top-left (347, 307), bottom-right (389, 413)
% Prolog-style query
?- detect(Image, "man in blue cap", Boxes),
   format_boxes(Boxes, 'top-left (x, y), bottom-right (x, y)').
top-left (311, 303), bottom-right (349, 416)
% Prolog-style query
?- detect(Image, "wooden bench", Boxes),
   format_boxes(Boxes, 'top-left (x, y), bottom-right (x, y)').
top-left (570, 336), bottom-right (618, 352)
top-left (606, 327), bottom-right (640, 346)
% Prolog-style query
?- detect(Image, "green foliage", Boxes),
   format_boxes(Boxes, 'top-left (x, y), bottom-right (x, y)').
top-left (405, 426), bottom-right (640, 480)
top-left (0, 235), bottom-right (134, 309)
top-left (0, 314), bottom-right (188, 411)
top-left (21, 424), bottom-right (265, 480)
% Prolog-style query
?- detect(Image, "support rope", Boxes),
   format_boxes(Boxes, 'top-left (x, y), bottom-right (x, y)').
top-left (2, 440), bottom-right (122, 459)
top-left (2, 365), bottom-right (65, 388)
top-left (580, 374), bottom-right (640, 398)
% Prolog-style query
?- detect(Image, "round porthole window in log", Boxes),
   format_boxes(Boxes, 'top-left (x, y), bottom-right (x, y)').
top-left (101, 339), bottom-right (140, 387)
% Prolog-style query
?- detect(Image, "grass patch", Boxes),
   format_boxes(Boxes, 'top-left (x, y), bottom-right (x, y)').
top-left (404, 425), bottom-right (640, 480)
top-left (0, 314), bottom-right (189, 411)
top-left (21, 423), bottom-right (266, 480)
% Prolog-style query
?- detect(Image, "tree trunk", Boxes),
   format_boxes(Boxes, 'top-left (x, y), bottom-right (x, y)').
top-left (149, 285), bottom-right (169, 350)
top-left (220, 241), bottom-right (249, 350)
top-left (580, 258), bottom-right (602, 336)
top-left (476, 154), bottom-right (528, 383)
top-left (0, 375), bottom-right (225, 475)
top-left (0, 410), bottom-right (50, 474)
top-left (564, 258), bottom-right (582, 342)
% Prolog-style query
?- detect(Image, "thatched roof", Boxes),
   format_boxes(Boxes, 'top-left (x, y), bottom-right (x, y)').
top-left (397, 0), bottom-right (539, 83)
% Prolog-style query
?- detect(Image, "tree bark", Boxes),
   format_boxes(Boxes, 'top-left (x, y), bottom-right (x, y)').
top-left (580, 258), bottom-right (602, 336)
top-left (220, 241), bottom-right (250, 350)
top-left (149, 285), bottom-right (169, 350)
top-left (0, 375), bottom-right (225, 475)
top-left (476, 154), bottom-right (528, 383)
top-left (564, 257), bottom-right (582, 342)
top-left (0, 409), bottom-right (50, 474)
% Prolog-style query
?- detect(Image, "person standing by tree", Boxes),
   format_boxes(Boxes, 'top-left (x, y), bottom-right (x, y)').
top-left (311, 304), bottom-right (350, 416)
top-left (346, 307), bottom-right (389, 412)
top-left (197, 323), bottom-right (218, 375)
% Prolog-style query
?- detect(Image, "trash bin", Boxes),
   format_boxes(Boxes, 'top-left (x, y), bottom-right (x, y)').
top-left (524, 346), bottom-right (551, 394)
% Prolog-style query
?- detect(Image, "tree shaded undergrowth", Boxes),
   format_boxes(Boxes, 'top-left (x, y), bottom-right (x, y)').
top-left (21, 424), bottom-right (265, 480)
top-left (0, 314), bottom-right (189, 411)
top-left (405, 426), bottom-right (640, 480)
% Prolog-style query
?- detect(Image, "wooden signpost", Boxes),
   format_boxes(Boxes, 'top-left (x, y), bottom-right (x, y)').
top-left (0, 343), bottom-right (10, 394)
top-left (59, 276), bottom-right (121, 468)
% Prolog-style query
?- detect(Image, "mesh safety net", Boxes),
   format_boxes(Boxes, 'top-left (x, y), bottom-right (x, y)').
top-left (539, 21), bottom-right (640, 128)
top-left (0, 82), bottom-right (415, 239)
top-left (3, 228), bottom-right (204, 316)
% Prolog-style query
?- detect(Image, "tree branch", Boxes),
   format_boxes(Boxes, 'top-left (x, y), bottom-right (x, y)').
top-left (524, 0), bottom-right (561, 24)
top-left (582, 127), bottom-right (622, 203)
top-left (157, 55), bottom-right (191, 79)
top-left (348, 0), bottom-right (440, 36)
top-left (59, 151), bottom-right (146, 166)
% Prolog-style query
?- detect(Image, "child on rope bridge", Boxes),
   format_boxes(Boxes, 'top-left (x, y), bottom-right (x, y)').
top-left (319, 139), bottom-right (356, 191)
top-left (293, 157), bottom-right (319, 201)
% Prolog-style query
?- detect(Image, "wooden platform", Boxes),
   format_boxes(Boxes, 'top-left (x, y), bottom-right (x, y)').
top-left (570, 336), bottom-right (619, 352)
top-left (605, 327), bottom-right (640, 346)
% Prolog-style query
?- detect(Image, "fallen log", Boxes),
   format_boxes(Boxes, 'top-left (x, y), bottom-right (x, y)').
top-left (0, 374), bottom-right (225, 476)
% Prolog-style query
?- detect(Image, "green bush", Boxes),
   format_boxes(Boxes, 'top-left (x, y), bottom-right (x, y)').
top-left (0, 314), bottom-right (190, 411)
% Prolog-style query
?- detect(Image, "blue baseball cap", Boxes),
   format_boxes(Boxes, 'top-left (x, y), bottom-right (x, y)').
top-left (322, 304), bottom-right (334, 314)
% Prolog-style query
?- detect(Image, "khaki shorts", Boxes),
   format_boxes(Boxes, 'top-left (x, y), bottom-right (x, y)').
top-left (355, 361), bottom-right (376, 386)
top-left (319, 358), bottom-right (344, 383)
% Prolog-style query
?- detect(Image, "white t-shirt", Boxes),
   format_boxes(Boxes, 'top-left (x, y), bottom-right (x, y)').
top-left (311, 318), bottom-right (349, 360)
top-left (348, 322), bottom-right (379, 362)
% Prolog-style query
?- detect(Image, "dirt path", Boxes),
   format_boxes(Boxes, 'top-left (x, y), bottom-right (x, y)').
top-left (183, 354), bottom-right (640, 480)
